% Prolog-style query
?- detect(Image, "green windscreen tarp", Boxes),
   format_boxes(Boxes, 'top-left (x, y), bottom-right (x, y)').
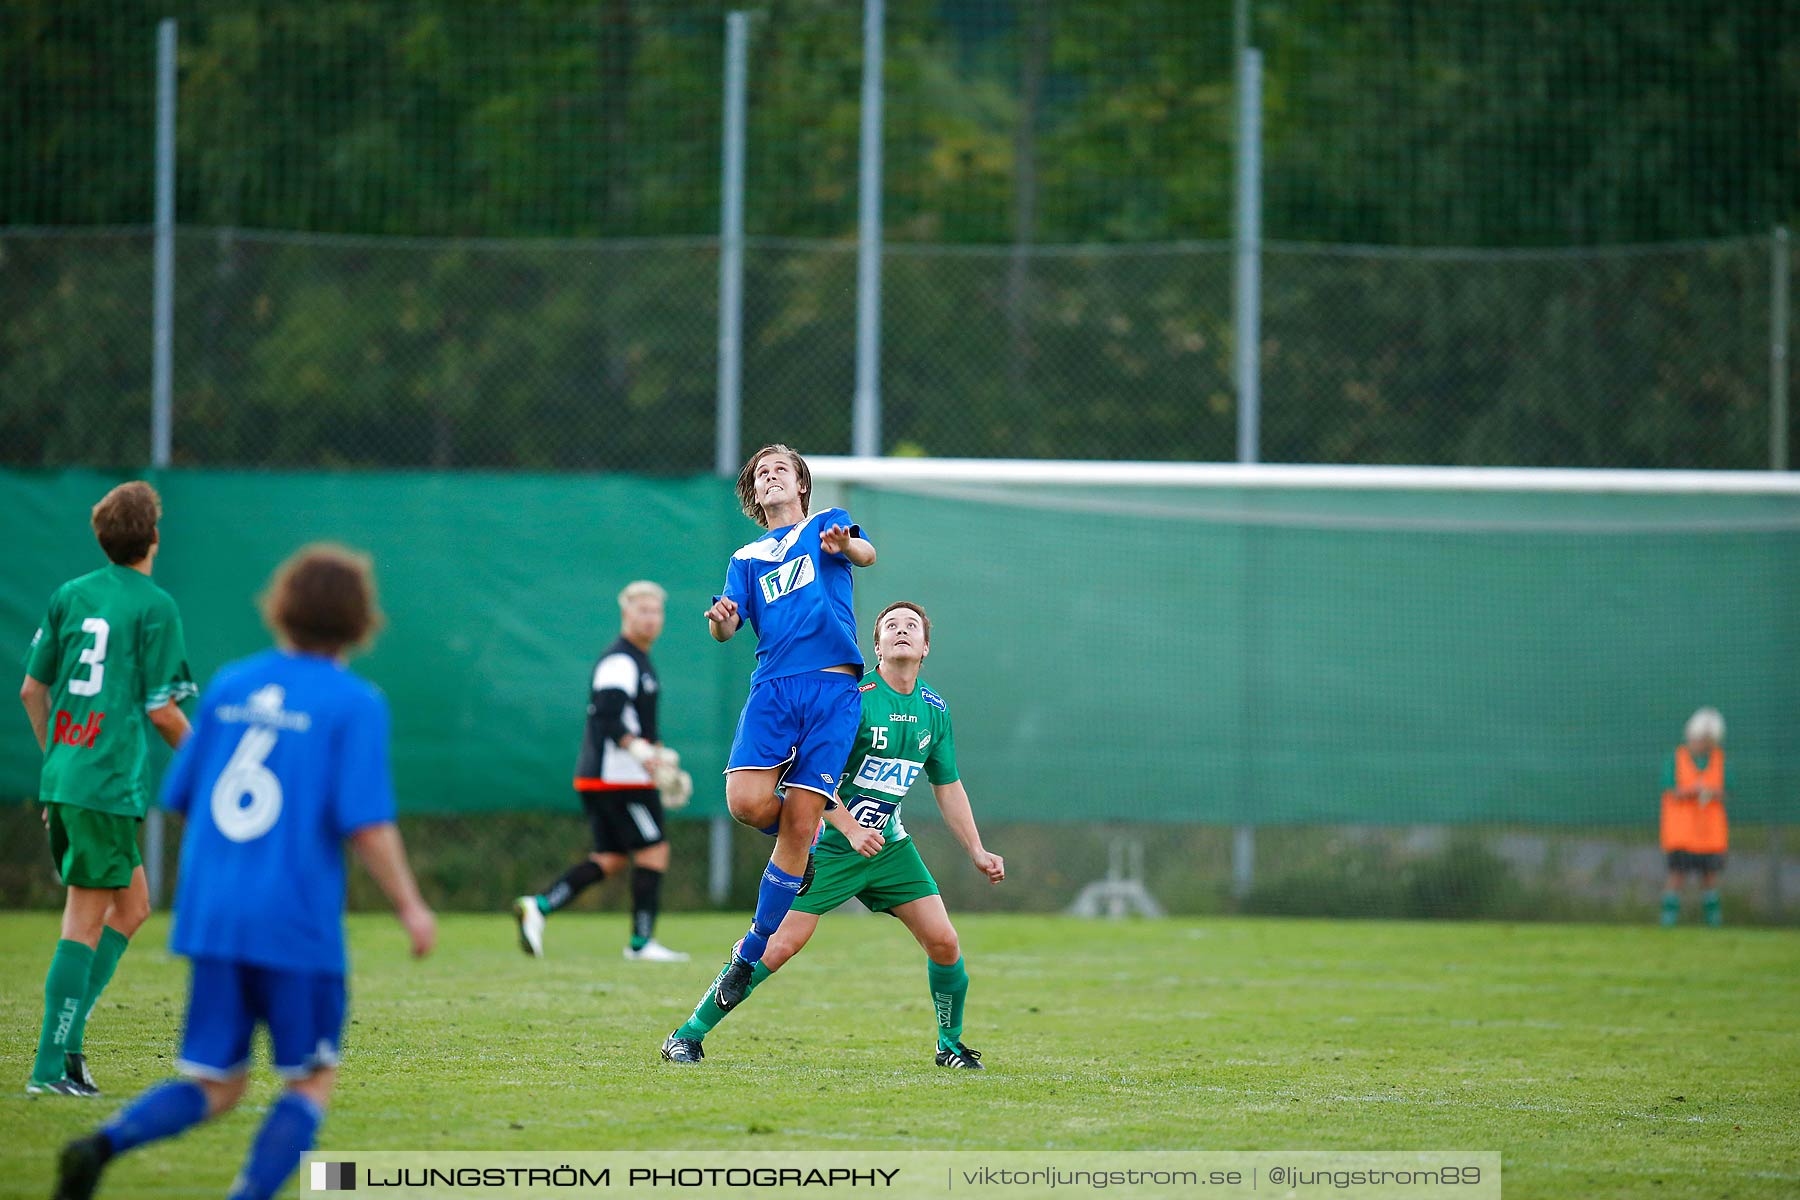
top-left (3, 470), bottom-right (1795, 825)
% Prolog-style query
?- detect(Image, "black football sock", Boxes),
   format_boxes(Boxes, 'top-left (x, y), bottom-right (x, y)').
top-left (540, 860), bottom-right (605, 913)
top-left (630, 867), bottom-right (664, 949)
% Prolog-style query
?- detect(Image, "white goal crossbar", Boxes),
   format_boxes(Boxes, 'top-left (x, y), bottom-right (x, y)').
top-left (809, 457), bottom-right (1800, 495)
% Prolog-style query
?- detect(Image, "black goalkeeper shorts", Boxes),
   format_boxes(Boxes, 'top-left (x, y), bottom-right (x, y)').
top-left (580, 788), bottom-right (666, 854)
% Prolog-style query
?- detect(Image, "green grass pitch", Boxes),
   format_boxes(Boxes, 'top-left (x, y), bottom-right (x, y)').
top-left (3, 912), bottom-right (1796, 1198)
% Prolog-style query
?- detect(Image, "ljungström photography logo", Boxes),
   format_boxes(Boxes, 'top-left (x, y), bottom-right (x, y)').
top-left (310, 1161), bottom-right (356, 1191)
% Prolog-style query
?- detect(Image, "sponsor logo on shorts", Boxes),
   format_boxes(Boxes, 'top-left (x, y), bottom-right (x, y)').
top-left (852, 754), bottom-right (923, 797)
top-left (52, 710), bottom-right (105, 748)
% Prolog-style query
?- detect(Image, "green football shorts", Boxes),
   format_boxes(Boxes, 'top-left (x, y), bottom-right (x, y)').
top-left (47, 803), bottom-right (143, 890)
top-left (792, 835), bottom-right (941, 915)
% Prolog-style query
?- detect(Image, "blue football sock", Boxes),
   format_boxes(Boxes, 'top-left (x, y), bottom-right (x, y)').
top-left (738, 862), bottom-right (804, 964)
top-left (226, 1091), bottom-right (322, 1200)
top-left (758, 820), bottom-right (782, 836)
top-left (101, 1078), bottom-right (209, 1155)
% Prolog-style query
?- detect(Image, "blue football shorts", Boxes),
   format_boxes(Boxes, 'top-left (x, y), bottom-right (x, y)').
top-left (176, 958), bottom-right (346, 1081)
top-left (725, 671), bottom-right (862, 799)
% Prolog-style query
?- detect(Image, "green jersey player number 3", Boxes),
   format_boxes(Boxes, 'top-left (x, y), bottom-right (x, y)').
top-left (23, 481), bottom-right (196, 1100)
top-left (28, 565), bottom-right (195, 816)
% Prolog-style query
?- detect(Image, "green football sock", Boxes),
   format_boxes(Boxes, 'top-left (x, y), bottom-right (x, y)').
top-left (675, 962), bottom-right (773, 1042)
top-left (68, 926), bottom-right (130, 1054)
top-left (1660, 891), bottom-right (1680, 927)
top-left (1702, 889), bottom-right (1722, 927)
top-left (32, 939), bottom-right (95, 1082)
top-left (928, 956), bottom-right (969, 1050)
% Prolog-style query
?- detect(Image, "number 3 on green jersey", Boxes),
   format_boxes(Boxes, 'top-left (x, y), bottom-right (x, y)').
top-left (25, 564), bottom-right (196, 817)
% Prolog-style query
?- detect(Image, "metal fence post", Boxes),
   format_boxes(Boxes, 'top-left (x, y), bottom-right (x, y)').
top-left (715, 12), bottom-right (748, 479)
top-left (1233, 47), bottom-right (1263, 465)
top-left (1231, 39), bottom-right (1264, 902)
top-left (709, 12), bottom-right (751, 907)
top-left (1773, 225), bottom-right (1789, 472)
top-left (146, 17), bottom-right (178, 909)
top-left (851, 0), bottom-right (885, 458)
top-left (1774, 227), bottom-right (1791, 918)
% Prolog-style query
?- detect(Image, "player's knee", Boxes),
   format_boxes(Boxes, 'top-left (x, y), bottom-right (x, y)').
top-left (725, 791), bottom-right (766, 825)
top-left (200, 1074), bottom-right (250, 1117)
top-left (287, 1066), bottom-right (339, 1108)
top-left (724, 774), bottom-right (773, 819)
top-left (112, 895), bottom-right (151, 934)
top-left (61, 895), bottom-right (109, 946)
top-left (924, 927), bottom-right (960, 964)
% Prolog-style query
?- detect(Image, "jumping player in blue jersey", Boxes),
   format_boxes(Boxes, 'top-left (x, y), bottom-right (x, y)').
top-left (52, 545), bottom-right (436, 1200)
top-left (668, 445), bottom-right (875, 1050)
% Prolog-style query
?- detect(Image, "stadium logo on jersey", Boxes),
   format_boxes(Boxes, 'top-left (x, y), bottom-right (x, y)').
top-left (218, 685), bottom-right (313, 732)
top-left (852, 754), bottom-right (923, 797)
top-left (758, 555), bottom-right (816, 604)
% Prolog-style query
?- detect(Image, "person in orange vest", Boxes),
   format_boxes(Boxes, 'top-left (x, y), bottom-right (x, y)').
top-left (1660, 706), bottom-right (1729, 927)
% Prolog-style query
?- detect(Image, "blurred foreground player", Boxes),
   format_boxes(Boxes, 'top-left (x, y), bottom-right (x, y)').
top-left (514, 580), bottom-right (693, 961)
top-left (1660, 706), bottom-right (1730, 927)
top-left (22, 481), bottom-right (195, 1097)
top-left (664, 601), bottom-right (1004, 1068)
top-left (53, 545), bottom-right (436, 1200)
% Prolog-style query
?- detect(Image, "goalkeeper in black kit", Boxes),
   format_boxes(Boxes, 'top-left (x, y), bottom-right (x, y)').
top-left (513, 581), bottom-right (692, 961)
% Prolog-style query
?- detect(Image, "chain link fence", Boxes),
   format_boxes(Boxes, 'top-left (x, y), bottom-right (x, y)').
top-left (4, 226), bottom-right (1794, 468)
top-left (10, 3), bottom-right (1795, 245)
top-left (4, 0), bottom-right (1797, 921)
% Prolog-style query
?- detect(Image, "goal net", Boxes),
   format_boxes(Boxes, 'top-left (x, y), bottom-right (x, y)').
top-left (811, 458), bottom-right (1800, 923)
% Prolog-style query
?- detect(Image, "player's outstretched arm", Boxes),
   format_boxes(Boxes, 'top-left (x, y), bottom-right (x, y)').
top-left (349, 823), bottom-right (438, 958)
top-left (147, 699), bottom-right (192, 750)
top-left (820, 524), bottom-right (875, 567)
top-left (933, 780), bottom-right (1005, 884)
top-left (705, 596), bottom-right (742, 642)
top-left (19, 676), bottom-right (50, 753)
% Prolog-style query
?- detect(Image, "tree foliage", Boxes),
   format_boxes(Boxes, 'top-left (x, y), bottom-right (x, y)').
top-left (2, 0), bottom-right (1796, 468)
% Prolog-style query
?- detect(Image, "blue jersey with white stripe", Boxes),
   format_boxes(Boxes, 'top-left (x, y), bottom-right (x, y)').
top-left (160, 648), bottom-right (396, 974)
top-left (718, 507), bottom-right (868, 687)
